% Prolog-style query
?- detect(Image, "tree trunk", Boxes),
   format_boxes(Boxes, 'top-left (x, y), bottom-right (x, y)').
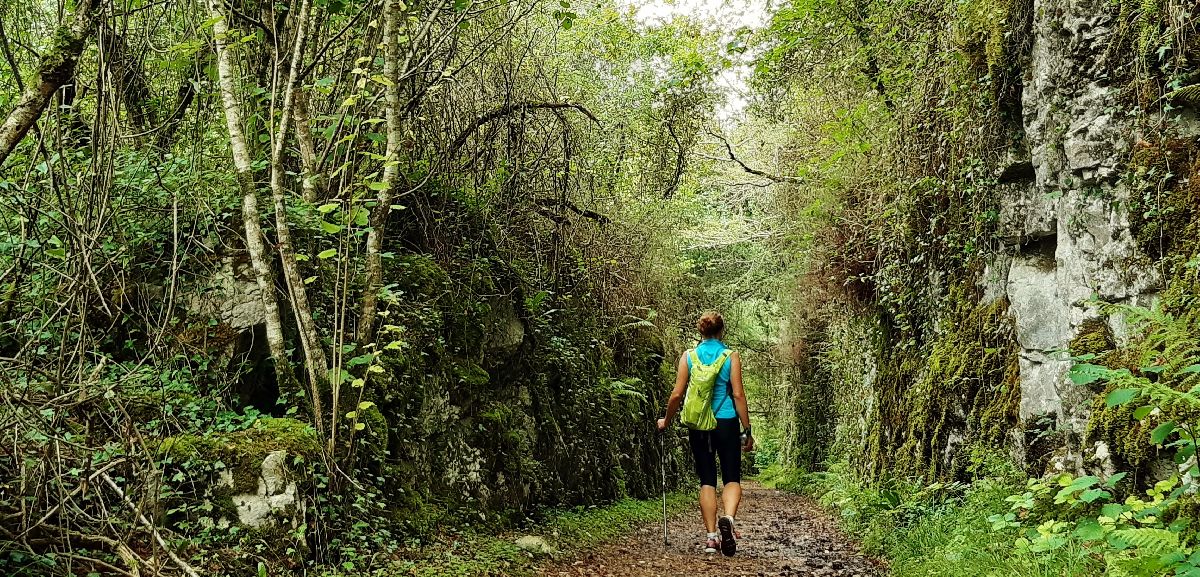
top-left (0, 0), bottom-right (100, 168)
top-left (294, 89), bottom-right (321, 203)
top-left (207, 0), bottom-right (300, 397)
top-left (357, 0), bottom-right (405, 345)
top-left (266, 0), bottom-right (330, 402)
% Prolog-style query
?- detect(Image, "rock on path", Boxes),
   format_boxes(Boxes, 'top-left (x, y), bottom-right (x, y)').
top-left (541, 482), bottom-right (884, 577)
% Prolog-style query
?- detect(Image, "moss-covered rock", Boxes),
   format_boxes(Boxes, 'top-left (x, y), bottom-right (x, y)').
top-left (866, 286), bottom-right (1020, 480)
top-left (1069, 317), bottom-right (1116, 357)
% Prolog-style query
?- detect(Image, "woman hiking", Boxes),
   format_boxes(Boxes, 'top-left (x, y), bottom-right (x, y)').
top-left (657, 311), bottom-right (754, 556)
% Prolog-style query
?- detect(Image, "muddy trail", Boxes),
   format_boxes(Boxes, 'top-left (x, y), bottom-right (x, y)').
top-left (542, 482), bottom-right (884, 577)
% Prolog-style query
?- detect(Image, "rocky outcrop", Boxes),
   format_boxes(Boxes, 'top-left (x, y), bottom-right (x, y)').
top-left (985, 0), bottom-right (1194, 473)
top-left (223, 450), bottom-right (302, 528)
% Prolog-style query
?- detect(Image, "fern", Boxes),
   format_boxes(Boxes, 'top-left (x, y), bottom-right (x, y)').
top-left (1166, 84), bottom-right (1200, 108)
top-left (1111, 527), bottom-right (1180, 553)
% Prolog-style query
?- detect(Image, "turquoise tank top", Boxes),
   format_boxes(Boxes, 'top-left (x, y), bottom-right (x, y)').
top-left (686, 339), bottom-right (736, 419)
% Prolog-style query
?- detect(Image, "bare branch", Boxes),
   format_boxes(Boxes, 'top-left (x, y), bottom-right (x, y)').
top-left (708, 130), bottom-right (806, 184)
top-left (448, 101), bottom-right (601, 156)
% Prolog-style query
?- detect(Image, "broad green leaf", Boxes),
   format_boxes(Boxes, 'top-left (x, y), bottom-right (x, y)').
top-left (317, 203), bottom-right (338, 214)
top-left (319, 220), bottom-right (343, 234)
top-left (1100, 503), bottom-right (1125, 518)
top-left (366, 181), bottom-right (389, 191)
top-left (1079, 488), bottom-right (1110, 503)
top-left (1073, 520), bottom-right (1106, 541)
top-left (1150, 421), bottom-right (1176, 444)
top-left (1105, 388), bottom-right (1139, 407)
top-left (1069, 363), bottom-right (1108, 385)
top-left (353, 208), bottom-right (370, 227)
top-left (354, 422), bottom-right (366, 431)
top-left (1104, 472), bottom-right (1128, 488)
top-left (1132, 405), bottom-right (1154, 420)
top-left (317, 248), bottom-right (337, 259)
top-left (358, 401), bottom-right (375, 410)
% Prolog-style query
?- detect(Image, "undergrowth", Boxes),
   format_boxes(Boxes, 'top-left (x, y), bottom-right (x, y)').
top-left (314, 491), bottom-right (693, 577)
top-left (759, 462), bottom-right (1102, 577)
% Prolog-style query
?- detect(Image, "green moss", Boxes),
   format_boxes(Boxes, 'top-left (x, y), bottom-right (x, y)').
top-left (868, 286), bottom-right (1019, 480)
top-left (452, 359), bottom-right (490, 387)
top-left (1069, 317), bottom-right (1115, 357)
top-left (1128, 139), bottom-right (1199, 259)
top-left (391, 253), bottom-right (452, 299)
top-left (1086, 380), bottom-right (1155, 468)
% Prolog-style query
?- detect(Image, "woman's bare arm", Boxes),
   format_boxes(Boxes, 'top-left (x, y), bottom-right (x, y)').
top-left (657, 352), bottom-right (689, 430)
top-left (729, 351), bottom-right (754, 449)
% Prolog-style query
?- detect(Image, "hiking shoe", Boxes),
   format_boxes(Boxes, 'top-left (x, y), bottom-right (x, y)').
top-left (704, 536), bottom-right (720, 554)
top-left (717, 516), bottom-right (737, 556)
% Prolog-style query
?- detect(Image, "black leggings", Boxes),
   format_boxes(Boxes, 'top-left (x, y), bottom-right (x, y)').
top-left (688, 418), bottom-right (741, 487)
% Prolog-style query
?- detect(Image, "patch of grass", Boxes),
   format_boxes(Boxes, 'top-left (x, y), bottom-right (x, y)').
top-left (315, 491), bottom-right (693, 577)
top-left (767, 462), bottom-right (1102, 577)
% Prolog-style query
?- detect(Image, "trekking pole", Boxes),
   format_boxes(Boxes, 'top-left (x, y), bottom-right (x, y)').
top-left (659, 430), bottom-right (669, 549)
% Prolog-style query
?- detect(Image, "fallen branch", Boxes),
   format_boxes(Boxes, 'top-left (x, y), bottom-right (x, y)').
top-left (709, 131), bottom-right (806, 184)
top-left (448, 101), bottom-right (601, 156)
top-left (100, 472), bottom-right (202, 577)
top-left (534, 198), bottom-right (611, 225)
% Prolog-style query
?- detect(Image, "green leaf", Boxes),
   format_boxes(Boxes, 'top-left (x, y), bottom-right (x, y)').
top-left (317, 203), bottom-right (338, 214)
top-left (1150, 421), bottom-right (1176, 444)
top-left (319, 220), bottom-right (343, 234)
top-left (358, 401), bottom-right (375, 410)
top-left (1105, 388), bottom-right (1139, 407)
top-left (1104, 472), bottom-right (1127, 488)
top-left (1100, 503), bottom-right (1125, 519)
top-left (1073, 520), bottom-right (1106, 541)
top-left (1132, 405), bottom-right (1154, 420)
top-left (366, 181), bottom-right (389, 191)
top-left (1080, 488), bottom-right (1111, 503)
top-left (1069, 363), bottom-right (1108, 385)
top-left (346, 353), bottom-right (375, 367)
top-left (1180, 364), bottom-right (1200, 374)
top-left (317, 248), bottom-right (337, 259)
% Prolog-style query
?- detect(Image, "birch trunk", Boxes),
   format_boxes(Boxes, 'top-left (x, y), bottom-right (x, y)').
top-left (207, 0), bottom-right (297, 391)
top-left (266, 0), bottom-right (330, 398)
top-left (0, 0), bottom-right (100, 168)
top-left (294, 90), bottom-right (321, 203)
top-left (357, 0), bottom-right (405, 345)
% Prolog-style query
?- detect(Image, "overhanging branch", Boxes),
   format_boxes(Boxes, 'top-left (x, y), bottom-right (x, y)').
top-left (449, 101), bottom-right (601, 156)
top-left (709, 130), bottom-right (806, 184)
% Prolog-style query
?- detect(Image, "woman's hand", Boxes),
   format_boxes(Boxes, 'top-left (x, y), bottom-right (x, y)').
top-left (742, 433), bottom-right (754, 452)
top-left (656, 418), bottom-right (668, 431)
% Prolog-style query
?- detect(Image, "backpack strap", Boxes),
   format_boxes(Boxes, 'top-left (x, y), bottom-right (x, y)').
top-left (713, 349), bottom-right (734, 412)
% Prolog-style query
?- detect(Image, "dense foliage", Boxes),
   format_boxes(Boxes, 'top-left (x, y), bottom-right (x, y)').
top-left (0, 0), bottom-right (745, 574)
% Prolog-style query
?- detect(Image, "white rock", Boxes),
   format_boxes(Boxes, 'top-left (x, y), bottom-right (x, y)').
top-left (515, 535), bottom-right (556, 556)
top-left (230, 450), bottom-right (299, 529)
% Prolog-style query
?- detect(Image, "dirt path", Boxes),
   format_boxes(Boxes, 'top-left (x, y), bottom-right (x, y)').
top-left (542, 482), bottom-right (884, 577)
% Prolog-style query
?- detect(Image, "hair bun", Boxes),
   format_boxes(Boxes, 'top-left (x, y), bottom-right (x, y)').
top-left (696, 311), bottom-right (724, 338)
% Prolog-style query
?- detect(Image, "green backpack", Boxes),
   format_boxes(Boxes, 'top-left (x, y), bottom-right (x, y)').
top-left (680, 349), bottom-right (732, 430)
